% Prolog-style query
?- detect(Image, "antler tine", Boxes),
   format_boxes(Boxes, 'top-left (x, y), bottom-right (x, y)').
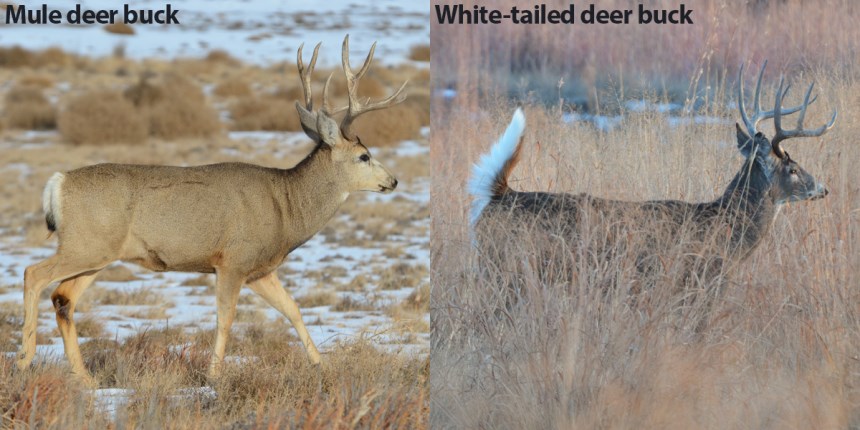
top-left (322, 73), bottom-right (335, 114)
top-left (338, 35), bottom-right (408, 139)
top-left (738, 63), bottom-right (755, 136)
top-left (772, 77), bottom-right (837, 150)
top-left (297, 42), bottom-right (321, 110)
top-left (738, 61), bottom-right (820, 138)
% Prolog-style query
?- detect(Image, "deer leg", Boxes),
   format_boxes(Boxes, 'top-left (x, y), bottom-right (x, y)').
top-left (247, 272), bottom-right (321, 364)
top-left (51, 272), bottom-right (99, 384)
top-left (208, 270), bottom-right (245, 378)
top-left (17, 255), bottom-right (103, 371)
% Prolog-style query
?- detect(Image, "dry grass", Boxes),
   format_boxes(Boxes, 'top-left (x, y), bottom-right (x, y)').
top-left (3, 85), bottom-right (56, 130)
top-left (84, 286), bottom-right (165, 307)
top-left (332, 296), bottom-right (377, 312)
top-left (0, 326), bottom-right (427, 428)
top-left (353, 103), bottom-right (424, 146)
top-left (0, 46), bottom-right (74, 69)
top-left (58, 90), bottom-right (147, 145)
top-left (229, 96), bottom-right (302, 131)
top-left (431, 69), bottom-right (860, 428)
top-left (295, 290), bottom-right (338, 308)
top-left (377, 262), bottom-right (427, 290)
top-left (212, 78), bottom-right (252, 98)
top-left (124, 74), bottom-right (222, 140)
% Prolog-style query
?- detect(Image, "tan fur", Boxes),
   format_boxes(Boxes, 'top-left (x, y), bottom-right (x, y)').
top-left (16, 37), bottom-right (404, 383)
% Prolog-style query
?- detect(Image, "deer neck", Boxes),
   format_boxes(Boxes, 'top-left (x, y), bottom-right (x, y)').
top-left (717, 159), bottom-right (779, 256)
top-left (278, 145), bottom-right (350, 243)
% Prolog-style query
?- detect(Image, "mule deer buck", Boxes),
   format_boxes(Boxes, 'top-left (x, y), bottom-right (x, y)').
top-left (470, 63), bottom-right (835, 306)
top-left (16, 35), bottom-right (406, 383)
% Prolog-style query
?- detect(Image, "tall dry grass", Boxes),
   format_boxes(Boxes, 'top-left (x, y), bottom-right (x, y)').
top-left (431, 68), bottom-right (860, 427)
top-left (433, 0), bottom-right (860, 106)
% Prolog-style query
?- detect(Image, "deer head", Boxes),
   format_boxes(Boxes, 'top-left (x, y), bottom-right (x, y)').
top-left (295, 35), bottom-right (406, 193)
top-left (734, 61), bottom-right (837, 205)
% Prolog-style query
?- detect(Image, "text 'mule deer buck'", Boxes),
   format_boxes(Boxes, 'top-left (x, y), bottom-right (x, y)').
top-left (17, 35), bottom-right (406, 383)
top-left (470, 62), bottom-right (836, 301)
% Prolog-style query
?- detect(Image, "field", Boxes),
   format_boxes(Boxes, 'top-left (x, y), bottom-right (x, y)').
top-left (431, 1), bottom-right (860, 428)
top-left (0, 1), bottom-right (429, 427)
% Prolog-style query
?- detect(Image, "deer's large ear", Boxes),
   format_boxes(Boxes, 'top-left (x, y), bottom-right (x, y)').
top-left (736, 123), bottom-right (753, 157)
top-left (317, 112), bottom-right (344, 147)
top-left (295, 102), bottom-right (321, 143)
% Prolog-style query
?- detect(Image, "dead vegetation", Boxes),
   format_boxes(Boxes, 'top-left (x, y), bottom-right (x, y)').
top-left (124, 74), bottom-right (221, 140)
top-left (0, 327), bottom-right (427, 428)
top-left (212, 78), bottom-right (252, 98)
top-left (408, 44), bottom-right (430, 62)
top-left (3, 85), bottom-right (56, 130)
top-left (58, 90), bottom-right (147, 145)
top-left (228, 96), bottom-right (302, 131)
top-left (431, 81), bottom-right (860, 427)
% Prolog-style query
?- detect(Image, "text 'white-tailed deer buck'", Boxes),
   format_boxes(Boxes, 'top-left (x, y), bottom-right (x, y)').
top-left (470, 62), bottom-right (836, 300)
top-left (16, 35), bottom-right (406, 383)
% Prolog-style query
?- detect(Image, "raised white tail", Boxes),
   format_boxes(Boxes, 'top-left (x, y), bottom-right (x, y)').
top-left (468, 108), bottom-right (526, 226)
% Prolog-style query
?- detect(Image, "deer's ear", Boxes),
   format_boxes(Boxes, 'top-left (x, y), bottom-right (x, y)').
top-left (736, 123), bottom-right (754, 157)
top-left (317, 113), bottom-right (344, 147)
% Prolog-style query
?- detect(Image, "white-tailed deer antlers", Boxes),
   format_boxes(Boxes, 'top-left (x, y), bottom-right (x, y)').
top-left (738, 61), bottom-right (837, 158)
top-left (16, 36), bottom-right (404, 385)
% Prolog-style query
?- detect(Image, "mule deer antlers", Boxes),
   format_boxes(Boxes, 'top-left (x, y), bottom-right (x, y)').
top-left (296, 35), bottom-right (407, 141)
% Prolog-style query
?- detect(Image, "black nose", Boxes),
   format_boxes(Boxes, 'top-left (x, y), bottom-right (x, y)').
top-left (824, 188), bottom-right (829, 196)
top-left (392, 179), bottom-right (398, 189)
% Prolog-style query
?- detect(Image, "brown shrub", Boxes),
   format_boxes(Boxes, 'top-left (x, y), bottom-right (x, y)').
top-left (0, 46), bottom-right (33, 68)
top-left (16, 74), bottom-right (54, 88)
top-left (6, 371), bottom-right (77, 426)
top-left (123, 76), bottom-right (164, 107)
top-left (403, 92), bottom-right (430, 126)
top-left (204, 49), bottom-right (241, 66)
top-left (0, 46), bottom-right (72, 69)
top-left (104, 22), bottom-right (135, 35)
top-left (58, 91), bottom-right (147, 144)
top-left (352, 102), bottom-right (423, 146)
top-left (124, 73), bottom-right (221, 139)
top-left (213, 78), bottom-right (252, 98)
top-left (3, 85), bottom-right (56, 130)
top-left (229, 96), bottom-right (302, 131)
top-left (408, 45), bottom-right (430, 62)
top-left (146, 95), bottom-right (221, 139)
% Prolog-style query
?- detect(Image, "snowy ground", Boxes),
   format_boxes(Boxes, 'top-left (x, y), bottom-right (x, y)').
top-left (0, 0), bottom-right (429, 66)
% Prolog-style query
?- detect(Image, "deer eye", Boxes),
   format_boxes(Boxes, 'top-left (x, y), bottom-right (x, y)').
top-left (789, 167), bottom-right (798, 175)
top-left (359, 154), bottom-right (370, 162)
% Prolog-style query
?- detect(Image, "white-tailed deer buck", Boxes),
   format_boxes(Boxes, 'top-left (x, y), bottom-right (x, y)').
top-left (17, 35), bottom-right (406, 383)
top-left (470, 62), bottom-right (836, 303)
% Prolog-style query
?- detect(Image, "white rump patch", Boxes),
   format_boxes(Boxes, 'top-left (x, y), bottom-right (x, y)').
top-left (42, 172), bottom-right (65, 228)
top-left (468, 108), bottom-right (526, 226)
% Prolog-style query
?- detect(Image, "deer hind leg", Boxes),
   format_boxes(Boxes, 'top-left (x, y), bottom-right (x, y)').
top-left (51, 271), bottom-right (99, 383)
top-left (247, 272), bottom-right (321, 364)
top-left (208, 269), bottom-right (245, 378)
top-left (17, 255), bottom-right (106, 371)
